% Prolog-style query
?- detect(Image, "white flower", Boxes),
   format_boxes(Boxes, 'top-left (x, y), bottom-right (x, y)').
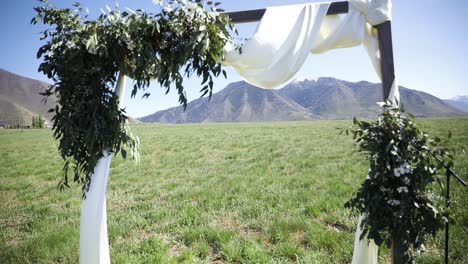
top-left (393, 163), bottom-right (412, 177)
top-left (388, 199), bottom-right (401, 206)
top-left (397, 187), bottom-right (408, 193)
top-left (165, 5), bottom-right (173, 12)
top-left (185, 2), bottom-right (199, 10)
top-left (420, 244), bottom-right (426, 252)
top-left (66, 41), bottom-right (76, 49)
top-left (401, 162), bottom-right (412, 174)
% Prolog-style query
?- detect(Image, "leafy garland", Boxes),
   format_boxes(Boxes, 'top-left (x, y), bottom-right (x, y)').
top-left (32, 0), bottom-right (233, 195)
top-left (344, 101), bottom-right (455, 262)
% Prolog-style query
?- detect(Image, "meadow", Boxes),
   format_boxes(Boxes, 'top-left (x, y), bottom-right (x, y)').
top-left (1, 118), bottom-right (467, 263)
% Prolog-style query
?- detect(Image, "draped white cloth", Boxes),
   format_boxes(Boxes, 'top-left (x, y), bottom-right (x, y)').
top-left (222, 1), bottom-right (398, 263)
top-left (80, 75), bottom-right (127, 264)
top-left (80, 152), bottom-right (112, 264)
top-left (223, 0), bottom-right (398, 103)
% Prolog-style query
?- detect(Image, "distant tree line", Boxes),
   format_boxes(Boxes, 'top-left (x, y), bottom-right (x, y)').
top-left (2, 121), bottom-right (26, 129)
top-left (1, 115), bottom-right (45, 129)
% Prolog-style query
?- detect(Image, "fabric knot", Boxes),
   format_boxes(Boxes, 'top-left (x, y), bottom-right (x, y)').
top-left (350, 0), bottom-right (392, 25)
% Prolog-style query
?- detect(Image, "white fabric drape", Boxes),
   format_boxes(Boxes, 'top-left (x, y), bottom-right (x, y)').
top-left (351, 216), bottom-right (378, 263)
top-left (80, 152), bottom-right (112, 264)
top-left (222, 1), bottom-right (397, 263)
top-left (224, 3), bottom-right (331, 88)
top-left (80, 74), bottom-right (127, 264)
top-left (223, 0), bottom-right (398, 102)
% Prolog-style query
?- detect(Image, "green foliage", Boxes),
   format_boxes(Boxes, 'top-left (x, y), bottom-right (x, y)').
top-left (344, 101), bottom-right (456, 262)
top-left (32, 0), bottom-right (232, 195)
top-left (32, 115), bottom-right (45, 128)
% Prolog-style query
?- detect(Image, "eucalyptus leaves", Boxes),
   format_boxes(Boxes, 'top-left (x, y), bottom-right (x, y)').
top-left (344, 101), bottom-right (454, 262)
top-left (32, 0), bottom-right (232, 195)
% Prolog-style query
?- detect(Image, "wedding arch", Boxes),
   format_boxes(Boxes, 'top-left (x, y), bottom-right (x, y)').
top-left (34, 0), bottom-right (461, 263)
top-left (92, 1), bottom-right (397, 263)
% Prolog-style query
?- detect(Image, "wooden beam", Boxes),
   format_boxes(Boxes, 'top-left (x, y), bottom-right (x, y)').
top-left (224, 1), bottom-right (348, 24)
top-left (375, 21), bottom-right (396, 101)
top-left (327, 1), bottom-right (349, 15)
top-left (224, 1), bottom-right (395, 105)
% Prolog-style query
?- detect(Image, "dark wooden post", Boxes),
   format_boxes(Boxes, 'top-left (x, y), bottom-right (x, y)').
top-left (375, 21), bottom-right (396, 101)
top-left (375, 21), bottom-right (404, 264)
top-left (224, 1), bottom-right (349, 23)
top-left (445, 170), bottom-right (451, 264)
top-left (391, 238), bottom-right (407, 264)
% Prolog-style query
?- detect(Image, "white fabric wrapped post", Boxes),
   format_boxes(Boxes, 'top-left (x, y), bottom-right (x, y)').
top-left (223, 1), bottom-right (397, 263)
top-left (79, 73), bottom-right (127, 264)
top-left (79, 152), bottom-right (112, 264)
top-left (351, 216), bottom-right (378, 263)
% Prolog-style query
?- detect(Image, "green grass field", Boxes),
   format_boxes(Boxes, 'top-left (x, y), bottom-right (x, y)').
top-left (1, 118), bottom-right (467, 263)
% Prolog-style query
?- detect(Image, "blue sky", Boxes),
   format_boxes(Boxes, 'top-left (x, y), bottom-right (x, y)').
top-left (2, 0), bottom-right (467, 117)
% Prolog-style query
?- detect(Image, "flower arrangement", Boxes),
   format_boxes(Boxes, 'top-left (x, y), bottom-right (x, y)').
top-left (344, 101), bottom-right (455, 262)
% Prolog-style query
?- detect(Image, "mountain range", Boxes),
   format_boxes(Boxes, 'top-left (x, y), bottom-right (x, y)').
top-left (0, 69), bottom-right (466, 126)
top-left (444, 96), bottom-right (468, 112)
top-left (140, 81), bottom-right (322, 123)
top-left (140, 78), bottom-right (467, 123)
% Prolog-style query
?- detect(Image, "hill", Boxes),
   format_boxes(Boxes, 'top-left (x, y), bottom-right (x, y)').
top-left (0, 97), bottom-right (38, 126)
top-left (0, 68), bottom-right (141, 126)
top-left (0, 68), bottom-right (55, 126)
top-left (279, 77), bottom-right (465, 119)
top-left (444, 96), bottom-right (468, 112)
top-left (140, 78), bottom-right (466, 123)
top-left (140, 81), bottom-right (321, 123)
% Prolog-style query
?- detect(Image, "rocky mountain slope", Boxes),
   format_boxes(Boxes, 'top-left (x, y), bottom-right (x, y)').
top-left (444, 96), bottom-right (468, 112)
top-left (140, 81), bottom-right (321, 123)
top-left (0, 68), bottom-right (55, 126)
top-left (279, 78), bottom-right (465, 119)
top-left (140, 78), bottom-right (466, 123)
top-left (0, 68), bottom-right (142, 126)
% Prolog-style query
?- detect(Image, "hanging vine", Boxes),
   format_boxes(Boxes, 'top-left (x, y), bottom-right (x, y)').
top-left (32, 0), bottom-right (233, 196)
